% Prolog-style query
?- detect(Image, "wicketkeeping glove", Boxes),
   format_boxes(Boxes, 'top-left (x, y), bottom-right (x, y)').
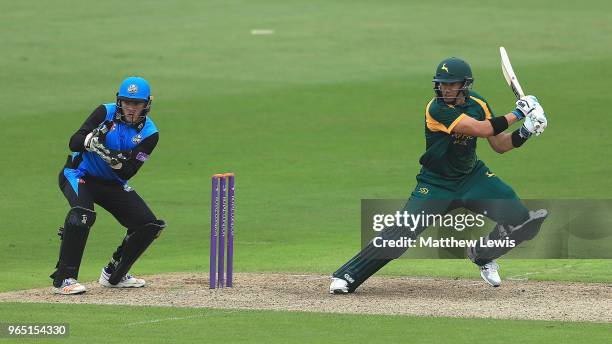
top-left (83, 121), bottom-right (129, 168)
top-left (84, 121), bottom-right (114, 152)
top-left (94, 145), bottom-right (129, 169)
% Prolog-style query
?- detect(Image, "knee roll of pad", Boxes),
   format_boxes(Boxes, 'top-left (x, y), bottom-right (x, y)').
top-left (470, 209), bottom-right (548, 265)
top-left (488, 209), bottom-right (548, 243)
top-left (136, 219), bottom-right (166, 238)
top-left (508, 209), bottom-right (548, 241)
top-left (148, 219), bottom-right (166, 238)
top-left (127, 219), bottom-right (166, 240)
top-left (65, 206), bottom-right (96, 228)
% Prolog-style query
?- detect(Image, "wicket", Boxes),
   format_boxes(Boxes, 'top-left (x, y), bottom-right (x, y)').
top-left (210, 173), bottom-right (235, 288)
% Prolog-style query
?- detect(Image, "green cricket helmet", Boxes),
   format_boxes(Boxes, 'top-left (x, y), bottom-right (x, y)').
top-left (432, 57), bottom-right (473, 102)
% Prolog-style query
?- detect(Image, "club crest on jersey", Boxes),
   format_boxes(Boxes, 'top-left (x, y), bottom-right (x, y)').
top-left (127, 84), bottom-right (138, 94)
top-left (441, 63), bottom-right (449, 72)
top-left (452, 133), bottom-right (473, 146)
top-left (132, 134), bottom-right (142, 144)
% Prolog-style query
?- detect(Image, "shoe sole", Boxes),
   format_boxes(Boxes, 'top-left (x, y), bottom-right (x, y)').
top-left (99, 280), bottom-right (145, 288)
top-left (99, 277), bottom-right (145, 288)
top-left (331, 289), bottom-right (349, 294)
top-left (53, 288), bottom-right (86, 295)
top-left (100, 283), bottom-right (145, 288)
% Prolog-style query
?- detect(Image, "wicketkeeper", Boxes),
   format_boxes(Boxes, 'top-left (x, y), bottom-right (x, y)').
top-left (330, 57), bottom-right (548, 293)
top-left (50, 76), bottom-right (165, 295)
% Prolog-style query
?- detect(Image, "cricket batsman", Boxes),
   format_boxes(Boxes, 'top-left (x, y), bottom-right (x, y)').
top-left (50, 76), bottom-right (165, 295)
top-left (330, 57), bottom-right (549, 293)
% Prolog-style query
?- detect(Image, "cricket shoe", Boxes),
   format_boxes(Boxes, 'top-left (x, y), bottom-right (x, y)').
top-left (479, 260), bottom-right (501, 287)
top-left (53, 278), bottom-right (86, 295)
top-left (329, 277), bottom-right (349, 294)
top-left (99, 267), bottom-right (146, 288)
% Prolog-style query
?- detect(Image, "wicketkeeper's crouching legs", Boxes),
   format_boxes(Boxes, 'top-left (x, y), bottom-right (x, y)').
top-left (51, 173), bottom-right (98, 289)
top-left (104, 220), bottom-right (166, 284)
top-left (51, 206), bottom-right (96, 287)
top-left (88, 181), bottom-right (165, 287)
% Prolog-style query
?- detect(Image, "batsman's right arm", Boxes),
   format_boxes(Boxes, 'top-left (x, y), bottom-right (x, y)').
top-left (453, 113), bottom-right (519, 138)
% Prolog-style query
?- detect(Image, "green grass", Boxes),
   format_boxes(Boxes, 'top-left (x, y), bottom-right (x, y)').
top-left (0, 1), bottom-right (611, 341)
top-left (1, 0), bottom-right (612, 292)
top-left (0, 303), bottom-right (610, 344)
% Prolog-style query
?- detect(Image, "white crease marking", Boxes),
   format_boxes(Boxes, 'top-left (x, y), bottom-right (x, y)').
top-left (126, 310), bottom-right (239, 327)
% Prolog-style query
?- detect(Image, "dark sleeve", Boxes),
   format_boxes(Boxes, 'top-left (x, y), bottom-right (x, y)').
top-left (114, 133), bottom-right (159, 180)
top-left (68, 105), bottom-right (107, 152)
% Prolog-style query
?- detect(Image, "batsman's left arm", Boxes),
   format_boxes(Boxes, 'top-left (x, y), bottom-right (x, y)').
top-left (487, 130), bottom-right (515, 154)
top-left (488, 110), bottom-right (547, 154)
top-left (488, 97), bottom-right (548, 153)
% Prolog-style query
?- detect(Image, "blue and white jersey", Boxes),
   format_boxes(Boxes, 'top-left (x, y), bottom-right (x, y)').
top-left (63, 103), bottom-right (159, 193)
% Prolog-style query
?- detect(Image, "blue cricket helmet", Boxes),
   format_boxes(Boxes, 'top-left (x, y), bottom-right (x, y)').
top-left (115, 76), bottom-right (152, 128)
top-left (117, 76), bottom-right (151, 101)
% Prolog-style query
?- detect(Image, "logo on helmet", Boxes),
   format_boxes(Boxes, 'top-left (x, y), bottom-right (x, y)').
top-left (127, 84), bottom-right (138, 94)
top-left (441, 63), bottom-right (449, 73)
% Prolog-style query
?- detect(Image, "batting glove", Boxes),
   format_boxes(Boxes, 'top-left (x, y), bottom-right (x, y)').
top-left (512, 95), bottom-right (539, 120)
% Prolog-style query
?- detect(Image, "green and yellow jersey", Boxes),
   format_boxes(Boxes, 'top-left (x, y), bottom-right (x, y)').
top-left (418, 91), bottom-right (494, 182)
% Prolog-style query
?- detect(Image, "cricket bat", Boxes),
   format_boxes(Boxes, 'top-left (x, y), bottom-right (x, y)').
top-left (499, 47), bottom-right (525, 99)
